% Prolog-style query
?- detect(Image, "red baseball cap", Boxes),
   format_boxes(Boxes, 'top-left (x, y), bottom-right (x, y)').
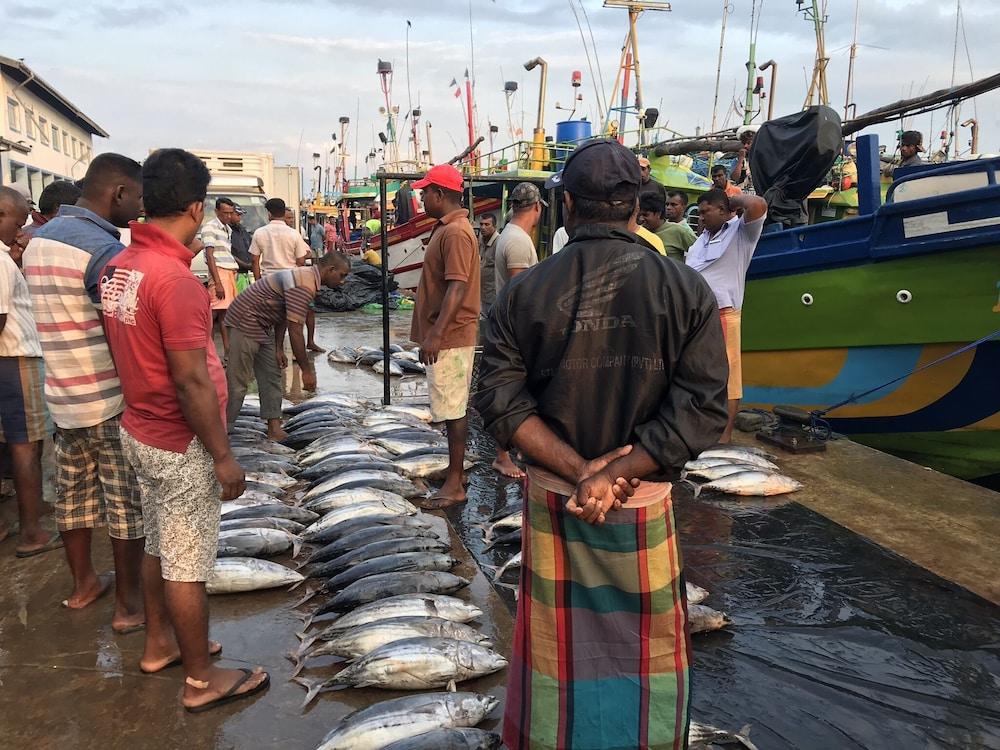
top-left (413, 164), bottom-right (464, 193)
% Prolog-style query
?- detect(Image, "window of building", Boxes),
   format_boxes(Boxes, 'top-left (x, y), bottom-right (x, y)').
top-left (7, 98), bottom-right (20, 132)
top-left (51, 125), bottom-right (60, 151)
top-left (63, 130), bottom-right (70, 155)
top-left (39, 116), bottom-right (49, 146)
top-left (25, 108), bottom-right (35, 139)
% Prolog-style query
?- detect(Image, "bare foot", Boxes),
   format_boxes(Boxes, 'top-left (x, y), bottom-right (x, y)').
top-left (112, 609), bottom-right (146, 635)
top-left (306, 342), bottom-right (326, 353)
top-left (492, 453), bottom-right (525, 479)
top-left (63, 572), bottom-right (114, 609)
top-left (268, 427), bottom-right (289, 441)
top-left (182, 666), bottom-right (269, 711)
top-left (415, 478), bottom-right (467, 510)
top-left (140, 640), bottom-right (223, 674)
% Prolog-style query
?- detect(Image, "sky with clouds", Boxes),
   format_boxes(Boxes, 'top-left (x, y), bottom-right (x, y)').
top-left (5, 0), bottom-right (997, 185)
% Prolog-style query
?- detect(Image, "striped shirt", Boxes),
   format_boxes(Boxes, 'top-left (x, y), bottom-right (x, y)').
top-left (0, 245), bottom-right (43, 358)
top-left (224, 266), bottom-right (321, 344)
top-left (22, 205), bottom-right (125, 428)
top-left (197, 216), bottom-right (238, 270)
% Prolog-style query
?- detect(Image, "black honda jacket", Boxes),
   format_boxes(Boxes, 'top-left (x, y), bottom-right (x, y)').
top-left (475, 224), bottom-right (728, 475)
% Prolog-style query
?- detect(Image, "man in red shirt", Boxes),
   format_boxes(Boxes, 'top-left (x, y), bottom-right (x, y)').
top-left (101, 149), bottom-right (268, 713)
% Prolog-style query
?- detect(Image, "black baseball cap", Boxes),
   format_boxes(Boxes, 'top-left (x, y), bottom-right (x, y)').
top-left (901, 130), bottom-right (924, 152)
top-left (545, 138), bottom-right (641, 203)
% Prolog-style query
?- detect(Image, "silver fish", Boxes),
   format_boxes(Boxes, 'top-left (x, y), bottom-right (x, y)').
top-left (284, 393), bottom-right (365, 414)
top-left (393, 453), bottom-right (474, 479)
top-left (314, 692), bottom-right (499, 750)
top-left (302, 513), bottom-right (432, 547)
top-left (686, 582), bottom-right (710, 604)
top-left (327, 347), bottom-right (360, 364)
top-left (304, 488), bottom-right (410, 515)
top-left (299, 438), bottom-right (378, 467)
top-left (244, 471), bottom-right (297, 488)
top-left (217, 528), bottom-right (302, 558)
top-left (310, 571), bottom-right (471, 620)
top-left (302, 499), bottom-right (417, 541)
top-left (484, 512), bottom-right (522, 539)
top-left (374, 436), bottom-right (448, 456)
top-left (485, 551), bottom-right (521, 580)
top-left (206, 557), bottom-right (304, 594)
top-left (392, 351), bottom-right (420, 363)
top-left (230, 438), bottom-right (296, 456)
top-left (373, 359), bottom-right (405, 377)
top-left (693, 471), bottom-right (803, 497)
top-left (219, 516), bottom-right (306, 534)
top-left (683, 457), bottom-right (741, 472)
top-left (244, 481), bottom-right (286, 498)
top-left (697, 449), bottom-right (779, 471)
top-left (683, 463), bottom-right (775, 481)
top-left (299, 553), bottom-right (459, 600)
top-left (221, 503), bottom-right (318, 524)
top-left (689, 722), bottom-right (759, 750)
top-left (689, 604), bottom-right (732, 634)
top-left (291, 616), bottom-right (492, 673)
top-left (301, 525), bottom-right (440, 566)
top-left (381, 728), bottom-right (501, 750)
top-left (304, 471), bottom-right (422, 501)
top-left (381, 404), bottom-right (433, 422)
top-left (295, 637), bottom-right (507, 704)
top-left (300, 594), bottom-right (483, 639)
top-left (305, 536), bottom-right (450, 577)
top-left (222, 490), bottom-right (280, 509)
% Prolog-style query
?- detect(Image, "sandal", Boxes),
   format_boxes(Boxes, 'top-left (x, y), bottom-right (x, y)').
top-left (184, 668), bottom-right (269, 714)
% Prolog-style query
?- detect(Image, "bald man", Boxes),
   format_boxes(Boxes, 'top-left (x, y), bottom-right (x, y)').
top-left (0, 186), bottom-right (60, 558)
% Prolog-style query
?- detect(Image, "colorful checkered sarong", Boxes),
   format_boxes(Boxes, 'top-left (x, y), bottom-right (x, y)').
top-left (503, 466), bottom-right (691, 750)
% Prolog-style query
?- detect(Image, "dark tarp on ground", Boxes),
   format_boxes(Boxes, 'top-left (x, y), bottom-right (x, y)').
top-left (456, 419), bottom-right (1000, 749)
top-left (749, 105), bottom-right (842, 228)
top-left (313, 259), bottom-right (398, 312)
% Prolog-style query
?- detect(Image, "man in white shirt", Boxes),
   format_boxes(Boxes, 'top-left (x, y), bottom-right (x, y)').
top-left (490, 182), bottom-right (545, 479)
top-left (250, 198), bottom-right (324, 353)
top-left (198, 197), bottom-right (239, 355)
top-left (686, 188), bottom-right (768, 442)
top-left (0, 186), bottom-right (61, 558)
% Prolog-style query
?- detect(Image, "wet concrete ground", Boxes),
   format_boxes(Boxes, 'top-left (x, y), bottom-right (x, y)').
top-left (0, 309), bottom-right (512, 750)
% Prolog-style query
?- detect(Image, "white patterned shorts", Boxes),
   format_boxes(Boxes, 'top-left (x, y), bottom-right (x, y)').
top-left (426, 346), bottom-right (476, 423)
top-left (120, 430), bottom-right (221, 582)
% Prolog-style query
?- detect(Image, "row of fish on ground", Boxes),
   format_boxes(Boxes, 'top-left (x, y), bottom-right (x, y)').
top-left (216, 392), bottom-right (506, 750)
top-left (326, 342), bottom-right (426, 378)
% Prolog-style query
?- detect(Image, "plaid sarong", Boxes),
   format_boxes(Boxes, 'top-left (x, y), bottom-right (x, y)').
top-left (503, 467), bottom-right (691, 750)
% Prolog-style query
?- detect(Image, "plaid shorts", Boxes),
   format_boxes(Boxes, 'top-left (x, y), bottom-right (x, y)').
top-left (0, 356), bottom-right (52, 444)
top-left (54, 415), bottom-right (143, 539)
top-left (120, 430), bottom-right (221, 583)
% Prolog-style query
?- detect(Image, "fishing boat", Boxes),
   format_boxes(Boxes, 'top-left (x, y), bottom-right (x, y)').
top-left (740, 130), bottom-right (1000, 481)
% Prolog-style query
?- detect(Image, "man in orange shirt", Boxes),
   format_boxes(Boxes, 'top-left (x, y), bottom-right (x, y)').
top-left (410, 164), bottom-right (480, 509)
top-left (711, 164), bottom-right (743, 198)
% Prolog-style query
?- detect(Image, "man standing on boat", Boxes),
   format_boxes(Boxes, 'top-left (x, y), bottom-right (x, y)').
top-left (410, 164), bottom-right (481, 509)
top-left (711, 164), bottom-right (743, 198)
top-left (899, 131), bottom-right (925, 168)
top-left (476, 138), bottom-right (728, 750)
top-left (687, 188), bottom-right (768, 443)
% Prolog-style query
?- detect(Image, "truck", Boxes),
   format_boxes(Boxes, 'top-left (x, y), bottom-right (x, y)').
top-left (183, 150), bottom-right (302, 282)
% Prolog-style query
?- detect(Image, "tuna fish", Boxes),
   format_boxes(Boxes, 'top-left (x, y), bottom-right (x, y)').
top-left (304, 487), bottom-right (411, 516)
top-left (375, 435), bottom-right (448, 456)
top-left (382, 404), bottom-right (433, 422)
top-left (373, 359), bottom-right (405, 377)
top-left (303, 537), bottom-right (450, 577)
top-left (393, 453), bottom-right (474, 479)
top-left (327, 347), bottom-right (360, 364)
top-left (686, 582), bottom-right (709, 604)
top-left (484, 551), bottom-right (521, 580)
top-left (482, 528), bottom-right (521, 551)
top-left (295, 637), bottom-right (507, 704)
top-left (217, 528), bottom-right (302, 558)
top-left (239, 458), bottom-right (300, 475)
top-left (302, 513), bottom-right (433, 547)
top-left (229, 438), bottom-right (296, 456)
top-left (221, 503), bottom-right (319, 524)
top-left (297, 454), bottom-right (396, 481)
top-left (308, 571), bottom-right (471, 621)
top-left (301, 500), bottom-right (417, 542)
top-left (290, 616), bottom-right (492, 674)
top-left (683, 463), bottom-right (775, 481)
top-left (244, 471), bottom-right (298, 488)
top-left (206, 557), bottom-right (305, 594)
top-left (244, 481), bottom-right (286, 498)
top-left (219, 516), bottom-right (306, 534)
top-left (380, 728), bottom-right (501, 750)
top-left (688, 722), bottom-right (759, 749)
top-left (284, 393), bottom-right (365, 414)
top-left (696, 449), bottom-right (779, 471)
top-left (301, 525), bottom-right (441, 566)
top-left (313, 692), bottom-right (499, 750)
top-left (688, 604), bottom-right (732, 634)
top-left (682, 458), bottom-right (741, 472)
top-left (394, 359), bottom-right (426, 375)
top-left (300, 594), bottom-right (483, 639)
top-left (297, 552), bottom-right (459, 601)
top-left (484, 512), bottom-right (522, 539)
top-left (692, 471), bottom-right (803, 497)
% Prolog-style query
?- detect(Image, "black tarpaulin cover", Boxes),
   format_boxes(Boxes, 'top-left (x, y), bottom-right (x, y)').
top-left (313, 259), bottom-right (397, 312)
top-left (749, 106), bottom-right (842, 227)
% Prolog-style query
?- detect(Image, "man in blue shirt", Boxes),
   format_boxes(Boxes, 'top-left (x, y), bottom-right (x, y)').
top-left (307, 215), bottom-right (324, 257)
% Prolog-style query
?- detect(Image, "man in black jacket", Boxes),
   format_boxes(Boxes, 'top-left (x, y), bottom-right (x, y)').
top-left (475, 138), bottom-right (729, 750)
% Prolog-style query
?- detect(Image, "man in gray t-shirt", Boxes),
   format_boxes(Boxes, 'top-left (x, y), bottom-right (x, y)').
top-left (687, 188), bottom-right (767, 443)
top-left (495, 182), bottom-right (544, 294)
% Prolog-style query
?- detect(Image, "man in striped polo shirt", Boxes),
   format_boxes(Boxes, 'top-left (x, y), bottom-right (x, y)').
top-left (223, 253), bottom-right (350, 440)
top-left (23, 154), bottom-right (146, 631)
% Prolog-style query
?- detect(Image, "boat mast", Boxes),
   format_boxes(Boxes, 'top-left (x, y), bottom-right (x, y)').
top-left (711, 0), bottom-right (730, 133)
top-left (844, 0), bottom-right (860, 121)
top-left (800, 0), bottom-right (830, 109)
top-left (742, 0), bottom-right (762, 126)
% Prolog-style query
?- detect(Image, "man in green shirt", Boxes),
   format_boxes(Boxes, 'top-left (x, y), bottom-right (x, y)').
top-left (638, 189), bottom-right (696, 262)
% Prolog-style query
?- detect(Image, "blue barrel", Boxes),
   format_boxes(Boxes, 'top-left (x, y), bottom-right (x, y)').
top-left (555, 120), bottom-right (593, 166)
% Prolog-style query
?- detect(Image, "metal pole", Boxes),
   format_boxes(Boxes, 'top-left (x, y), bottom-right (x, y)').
top-left (628, 8), bottom-right (645, 145)
top-left (760, 60), bottom-right (777, 121)
top-left (711, 0), bottom-right (730, 133)
top-left (378, 172), bottom-right (391, 405)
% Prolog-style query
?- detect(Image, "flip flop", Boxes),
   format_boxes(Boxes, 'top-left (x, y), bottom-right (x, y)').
top-left (140, 641), bottom-right (223, 674)
top-left (16, 533), bottom-right (64, 558)
top-left (184, 668), bottom-right (269, 714)
top-left (414, 495), bottom-right (467, 511)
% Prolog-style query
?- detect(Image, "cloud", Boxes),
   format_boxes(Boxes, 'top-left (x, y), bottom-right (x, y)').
top-left (5, 3), bottom-right (63, 20)
top-left (91, 3), bottom-right (186, 27)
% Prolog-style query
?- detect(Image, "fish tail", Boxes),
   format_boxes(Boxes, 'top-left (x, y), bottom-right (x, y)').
top-left (291, 536), bottom-right (303, 559)
top-left (289, 656), bottom-right (306, 679)
top-left (678, 478), bottom-right (702, 498)
top-left (737, 725), bottom-right (760, 750)
top-left (292, 677), bottom-right (325, 708)
top-left (294, 558), bottom-right (312, 571)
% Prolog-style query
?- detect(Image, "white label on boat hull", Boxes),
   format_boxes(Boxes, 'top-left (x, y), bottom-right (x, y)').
top-left (903, 211), bottom-right (1000, 238)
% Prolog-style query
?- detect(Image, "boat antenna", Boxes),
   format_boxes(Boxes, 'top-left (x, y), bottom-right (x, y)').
top-left (711, 1), bottom-right (731, 132)
top-left (569, 0), bottom-right (606, 124)
top-left (580, 1), bottom-right (609, 117)
top-left (800, 0), bottom-right (830, 109)
top-left (844, 0), bottom-right (859, 121)
top-left (406, 20), bottom-right (415, 163)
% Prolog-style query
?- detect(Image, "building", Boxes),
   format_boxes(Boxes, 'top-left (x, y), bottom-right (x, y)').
top-left (0, 55), bottom-right (107, 202)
